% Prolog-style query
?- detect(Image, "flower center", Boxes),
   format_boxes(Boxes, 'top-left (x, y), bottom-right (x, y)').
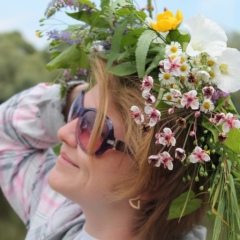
top-left (203, 102), bottom-right (211, 109)
top-left (180, 65), bottom-right (187, 72)
top-left (219, 64), bottom-right (228, 74)
top-left (207, 60), bottom-right (215, 66)
top-left (164, 73), bottom-right (171, 80)
top-left (170, 46), bottom-right (178, 53)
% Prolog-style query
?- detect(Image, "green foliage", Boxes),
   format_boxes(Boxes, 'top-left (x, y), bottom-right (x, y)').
top-left (0, 32), bottom-right (60, 102)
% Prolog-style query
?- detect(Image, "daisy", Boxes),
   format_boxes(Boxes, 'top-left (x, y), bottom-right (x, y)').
top-left (158, 71), bottom-right (176, 85)
top-left (200, 99), bottom-right (214, 113)
top-left (165, 41), bottom-right (182, 57)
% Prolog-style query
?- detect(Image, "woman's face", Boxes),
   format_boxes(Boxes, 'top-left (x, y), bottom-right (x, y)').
top-left (48, 84), bottom-right (132, 209)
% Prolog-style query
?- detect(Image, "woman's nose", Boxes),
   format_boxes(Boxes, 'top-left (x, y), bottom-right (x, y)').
top-left (57, 119), bottom-right (78, 148)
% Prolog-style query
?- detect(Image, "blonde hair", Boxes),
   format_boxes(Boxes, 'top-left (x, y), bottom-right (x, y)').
top-left (88, 57), bottom-right (208, 240)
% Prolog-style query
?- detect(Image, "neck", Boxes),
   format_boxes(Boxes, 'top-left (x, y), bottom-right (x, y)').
top-left (82, 199), bottom-right (136, 240)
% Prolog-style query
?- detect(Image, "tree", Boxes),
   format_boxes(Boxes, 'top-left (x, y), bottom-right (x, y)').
top-left (0, 32), bottom-right (59, 102)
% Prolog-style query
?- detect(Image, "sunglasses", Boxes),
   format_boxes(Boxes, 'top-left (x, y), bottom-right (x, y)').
top-left (67, 91), bottom-right (132, 156)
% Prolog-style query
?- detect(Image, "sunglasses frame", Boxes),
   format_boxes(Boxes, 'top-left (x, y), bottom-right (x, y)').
top-left (67, 91), bottom-right (130, 156)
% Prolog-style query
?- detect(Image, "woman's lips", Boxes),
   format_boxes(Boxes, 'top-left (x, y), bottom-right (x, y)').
top-left (58, 151), bottom-right (79, 168)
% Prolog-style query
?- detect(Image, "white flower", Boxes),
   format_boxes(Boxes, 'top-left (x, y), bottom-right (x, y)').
top-left (200, 99), bottom-right (214, 113)
top-left (179, 62), bottom-right (191, 76)
top-left (196, 70), bottom-right (210, 83)
top-left (162, 92), bottom-right (174, 105)
top-left (215, 48), bottom-right (240, 93)
top-left (165, 42), bottom-right (182, 57)
top-left (184, 15), bottom-right (227, 57)
top-left (158, 71), bottom-right (176, 85)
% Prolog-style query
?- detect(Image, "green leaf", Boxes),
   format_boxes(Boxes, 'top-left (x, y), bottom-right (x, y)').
top-left (166, 29), bottom-right (190, 46)
top-left (109, 61), bottom-right (137, 76)
top-left (145, 45), bottom-right (165, 75)
top-left (225, 129), bottom-right (240, 154)
top-left (122, 28), bottom-right (145, 46)
top-left (46, 45), bottom-right (88, 70)
top-left (136, 30), bottom-right (158, 78)
top-left (106, 18), bottom-right (129, 70)
top-left (168, 191), bottom-right (202, 220)
top-left (202, 121), bottom-right (219, 143)
top-left (78, 0), bottom-right (96, 8)
top-left (66, 11), bottom-right (108, 28)
top-left (101, 0), bottom-right (110, 8)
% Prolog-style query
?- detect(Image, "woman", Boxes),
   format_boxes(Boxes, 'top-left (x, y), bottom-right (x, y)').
top-left (1, 1), bottom-right (240, 239)
top-left (0, 57), bottom-right (207, 240)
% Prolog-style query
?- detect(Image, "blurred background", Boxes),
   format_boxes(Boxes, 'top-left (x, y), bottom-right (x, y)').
top-left (0, 0), bottom-right (239, 239)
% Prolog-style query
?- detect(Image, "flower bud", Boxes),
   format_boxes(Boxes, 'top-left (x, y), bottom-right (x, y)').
top-left (195, 176), bottom-right (199, 182)
top-left (199, 186), bottom-right (204, 191)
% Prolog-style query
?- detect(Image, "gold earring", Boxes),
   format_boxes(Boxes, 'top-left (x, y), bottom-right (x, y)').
top-left (129, 197), bottom-right (141, 210)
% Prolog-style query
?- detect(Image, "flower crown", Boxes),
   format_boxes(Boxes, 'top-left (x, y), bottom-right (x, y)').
top-left (39, 0), bottom-right (240, 238)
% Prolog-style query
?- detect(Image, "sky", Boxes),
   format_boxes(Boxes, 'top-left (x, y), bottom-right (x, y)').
top-left (1, 0), bottom-right (239, 50)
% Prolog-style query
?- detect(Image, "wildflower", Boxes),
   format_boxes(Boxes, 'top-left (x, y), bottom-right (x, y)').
top-left (142, 91), bottom-right (156, 105)
top-left (179, 62), bottom-right (191, 76)
top-left (150, 10), bottom-right (183, 32)
top-left (181, 90), bottom-right (199, 110)
top-left (200, 99), bottom-right (214, 113)
top-left (130, 106), bottom-right (144, 124)
top-left (176, 117), bottom-right (186, 128)
top-left (196, 71), bottom-right (210, 83)
top-left (161, 57), bottom-right (181, 76)
top-left (202, 86), bottom-right (215, 99)
top-left (165, 42), bottom-right (182, 57)
top-left (163, 92), bottom-right (174, 105)
top-left (184, 14), bottom-right (227, 57)
top-left (190, 146), bottom-right (211, 163)
top-left (141, 76), bottom-right (154, 92)
top-left (144, 106), bottom-right (161, 126)
top-left (158, 71), bottom-right (175, 85)
top-left (148, 154), bottom-right (161, 167)
top-left (215, 48), bottom-right (240, 93)
top-left (160, 151), bottom-right (174, 170)
top-left (212, 113), bottom-right (225, 125)
top-left (222, 113), bottom-right (240, 133)
top-left (175, 148), bottom-right (186, 161)
top-left (156, 128), bottom-right (176, 147)
top-left (218, 132), bottom-right (228, 143)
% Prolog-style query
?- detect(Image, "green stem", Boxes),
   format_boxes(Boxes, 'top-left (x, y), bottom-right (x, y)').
top-left (147, 0), bottom-right (153, 18)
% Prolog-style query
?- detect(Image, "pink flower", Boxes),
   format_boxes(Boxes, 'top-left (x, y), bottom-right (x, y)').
top-left (142, 91), bottom-right (156, 104)
top-left (156, 127), bottom-right (176, 147)
top-left (161, 57), bottom-right (181, 76)
top-left (141, 75), bottom-right (154, 91)
top-left (175, 148), bottom-right (186, 161)
top-left (130, 106), bottom-right (144, 124)
top-left (190, 146), bottom-right (211, 164)
top-left (148, 155), bottom-right (161, 167)
top-left (160, 151), bottom-right (174, 170)
top-left (222, 113), bottom-right (240, 133)
top-left (202, 86), bottom-right (215, 99)
top-left (212, 113), bottom-right (225, 125)
top-left (181, 90), bottom-right (199, 109)
top-left (144, 105), bottom-right (161, 126)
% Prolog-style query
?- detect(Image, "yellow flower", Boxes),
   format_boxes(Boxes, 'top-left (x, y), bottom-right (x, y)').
top-left (36, 31), bottom-right (42, 38)
top-left (150, 10), bottom-right (183, 32)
